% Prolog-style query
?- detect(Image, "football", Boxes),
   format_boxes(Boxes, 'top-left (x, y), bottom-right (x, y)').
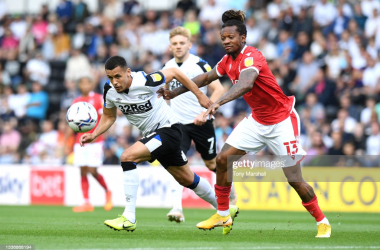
top-left (66, 102), bottom-right (98, 132)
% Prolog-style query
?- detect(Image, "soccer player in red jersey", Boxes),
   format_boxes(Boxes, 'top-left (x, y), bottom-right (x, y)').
top-left (71, 76), bottom-right (113, 212)
top-left (157, 10), bottom-right (330, 237)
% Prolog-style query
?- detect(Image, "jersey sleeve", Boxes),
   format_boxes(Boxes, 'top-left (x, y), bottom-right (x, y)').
top-left (197, 59), bottom-right (212, 73)
top-left (216, 56), bottom-right (227, 77)
top-left (240, 50), bottom-right (262, 75)
top-left (103, 82), bottom-right (115, 108)
top-left (145, 71), bottom-right (166, 87)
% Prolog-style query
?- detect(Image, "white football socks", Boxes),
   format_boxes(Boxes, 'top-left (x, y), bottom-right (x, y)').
top-left (217, 210), bottom-right (230, 216)
top-left (317, 217), bottom-right (330, 226)
top-left (170, 176), bottom-right (184, 211)
top-left (192, 177), bottom-right (218, 209)
top-left (122, 169), bottom-right (139, 223)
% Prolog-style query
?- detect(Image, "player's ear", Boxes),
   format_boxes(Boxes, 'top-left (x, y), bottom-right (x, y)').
top-left (189, 42), bottom-right (193, 50)
top-left (241, 34), bottom-right (246, 44)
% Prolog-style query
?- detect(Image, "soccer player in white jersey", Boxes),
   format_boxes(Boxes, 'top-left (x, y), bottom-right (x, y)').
top-left (163, 27), bottom-right (236, 223)
top-left (79, 56), bottom-right (238, 232)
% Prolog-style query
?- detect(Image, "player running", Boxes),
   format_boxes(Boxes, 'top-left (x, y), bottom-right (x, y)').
top-left (163, 27), bottom-right (237, 223)
top-left (79, 56), bottom-right (238, 232)
top-left (72, 76), bottom-right (112, 212)
top-left (157, 10), bottom-right (331, 237)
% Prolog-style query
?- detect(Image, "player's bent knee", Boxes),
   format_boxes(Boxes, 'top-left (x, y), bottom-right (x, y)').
top-left (204, 159), bottom-right (216, 171)
top-left (120, 151), bottom-right (138, 163)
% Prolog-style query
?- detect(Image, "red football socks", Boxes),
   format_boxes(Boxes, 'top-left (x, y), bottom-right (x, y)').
top-left (96, 174), bottom-right (108, 191)
top-left (302, 195), bottom-right (325, 222)
top-left (81, 176), bottom-right (89, 201)
top-left (215, 184), bottom-right (231, 211)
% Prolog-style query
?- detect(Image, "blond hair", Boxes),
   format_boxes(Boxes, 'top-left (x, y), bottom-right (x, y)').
top-left (169, 26), bottom-right (191, 40)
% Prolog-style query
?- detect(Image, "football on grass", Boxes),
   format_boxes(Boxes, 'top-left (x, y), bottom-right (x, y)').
top-left (66, 102), bottom-right (98, 132)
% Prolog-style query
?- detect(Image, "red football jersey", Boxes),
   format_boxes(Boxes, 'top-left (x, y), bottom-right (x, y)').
top-left (216, 45), bottom-right (295, 125)
top-left (72, 92), bottom-right (104, 143)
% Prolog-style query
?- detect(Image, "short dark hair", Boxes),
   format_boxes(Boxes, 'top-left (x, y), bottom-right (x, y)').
top-left (221, 10), bottom-right (247, 36)
top-left (105, 56), bottom-right (128, 70)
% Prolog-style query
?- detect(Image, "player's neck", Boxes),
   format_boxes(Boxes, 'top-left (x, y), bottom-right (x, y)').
top-left (174, 52), bottom-right (190, 64)
top-left (230, 45), bottom-right (246, 60)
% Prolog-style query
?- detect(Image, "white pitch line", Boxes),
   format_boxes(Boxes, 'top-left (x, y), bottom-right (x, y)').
top-left (66, 246), bottom-right (380, 250)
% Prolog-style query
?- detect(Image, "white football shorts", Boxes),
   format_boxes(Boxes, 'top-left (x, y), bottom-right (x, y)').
top-left (73, 142), bottom-right (104, 167)
top-left (225, 109), bottom-right (306, 167)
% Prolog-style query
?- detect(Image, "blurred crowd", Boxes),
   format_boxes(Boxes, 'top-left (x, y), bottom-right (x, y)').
top-left (0, 0), bottom-right (380, 166)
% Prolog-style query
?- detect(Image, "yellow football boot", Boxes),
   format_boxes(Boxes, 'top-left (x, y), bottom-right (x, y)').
top-left (104, 215), bottom-right (137, 232)
top-left (315, 223), bottom-right (331, 238)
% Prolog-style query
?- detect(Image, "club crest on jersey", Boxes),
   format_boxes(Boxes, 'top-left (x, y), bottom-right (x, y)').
top-left (150, 73), bottom-right (162, 82)
top-left (205, 64), bottom-right (212, 72)
top-left (137, 94), bottom-right (150, 100)
top-left (244, 57), bottom-right (254, 67)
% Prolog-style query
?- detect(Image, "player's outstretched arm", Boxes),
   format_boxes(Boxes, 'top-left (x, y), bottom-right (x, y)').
top-left (204, 68), bottom-right (257, 119)
top-left (157, 67), bottom-right (219, 100)
top-left (160, 68), bottom-right (213, 108)
top-left (80, 106), bottom-right (117, 146)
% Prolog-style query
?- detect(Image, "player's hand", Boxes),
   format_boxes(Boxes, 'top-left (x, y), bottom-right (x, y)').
top-left (197, 94), bottom-right (213, 109)
top-left (203, 103), bottom-right (220, 120)
top-left (156, 88), bottom-right (176, 100)
top-left (79, 133), bottom-right (96, 147)
top-left (193, 111), bottom-right (207, 126)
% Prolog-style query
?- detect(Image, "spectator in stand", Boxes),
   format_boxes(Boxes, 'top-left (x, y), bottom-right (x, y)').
top-left (64, 48), bottom-right (92, 82)
top-left (340, 94), bottom-right (360, 121)
top-left (0, 121), bottom-right (21, 163)
top-left (1, 28), bottom-right (19, 50)
top-left (293, 31), bottom-right (309, 61)
top-left (73, 0), bottom-right (90, 24)
top-left (364, 8), bottom-right (380, 39)
top-left (8, 84), bottom-right (30, 119)
top-left (353, 123), bottom-right (367, 154)
top-left (328, 131), bottom-right (343, 155)
top-left (362, 54), bottom-right (380, 95)
top-left (290, 51), bottom-right (319, 100)
top-left (293, 8), bottom-right (313, 39)
top-left (325, 42), bottom-right (347, 80)
top-left (361, 96), bottom-right (377, 125)
top-left (103, 0), bottom-right (123, 22)
top-left (25, 51), bottom-right (51, 86)
top-left (0, 64), bottom-right (11, 86)
top-left (32, 14), bottom-right (48, 46)
top-left (52, 23), bottom-right (71, 60)
top-left (300, 93), bottom-right (325, 124)
top-left (307, 68), bottom-right (337, 108)
top-left (332, 109), bottom-right (357, 134)
top-left (361, 0), bottom-right (380, 18)
top-left (307, 130), bottom-right (327, 156)
top-left (276, 30), bottom-right (296, 62)
top-left (267, 0), bottom-right (284, 20)
top-left (327, 5), bottom-right (350, 39)
top-left (183, 9), bottom-right (200, 36)
top-left (354, 3), bottom-right (368, 30)
top-left (25, 81), bottom-right (49, 124)
top-left (56, 0), bottom-right (73, 24)
top-left (313, 0), bottom-right (337, 28)
top-left (199, 0), bottom-right (224, 25)
top-left (176, 0), bottom-right (195, 13)
top-left (366, 121), bottom-right (380, 155)
top-left (245, 17), bottom-right (262, 47)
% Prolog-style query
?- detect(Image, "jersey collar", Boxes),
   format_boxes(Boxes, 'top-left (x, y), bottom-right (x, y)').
top-left (240, 45), bottom-right (247, 54)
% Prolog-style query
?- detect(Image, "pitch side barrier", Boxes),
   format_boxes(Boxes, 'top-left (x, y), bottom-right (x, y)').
top-left (0, 161), bottom-right (379, 212)
top-left (229, 155), bottom-right (380, 212)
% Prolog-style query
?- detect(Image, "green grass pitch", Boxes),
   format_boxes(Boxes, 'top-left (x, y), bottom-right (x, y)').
top-left (0, 206), bottom-right (379, 250)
